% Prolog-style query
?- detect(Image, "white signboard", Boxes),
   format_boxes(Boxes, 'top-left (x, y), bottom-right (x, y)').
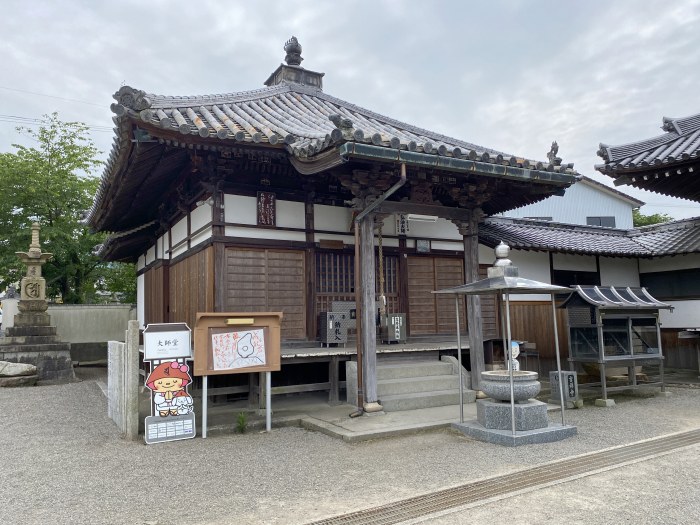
top-left (143, 323), bottom-right (192, 360)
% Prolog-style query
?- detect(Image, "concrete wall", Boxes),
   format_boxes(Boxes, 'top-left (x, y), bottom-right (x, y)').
top-left (48, 304), bottom-right (136, 343)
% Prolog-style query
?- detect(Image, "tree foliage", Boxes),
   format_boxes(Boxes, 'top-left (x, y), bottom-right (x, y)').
top-left (633, 209), bottom-right (673, 227)
top-left (0, 113), bottom-right (136, 303)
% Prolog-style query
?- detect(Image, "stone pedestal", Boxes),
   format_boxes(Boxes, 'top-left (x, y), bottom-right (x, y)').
top-left (451, 369), bottom-right (577, 446)
top-left (477, 399), bottom-right (549, 431)
top-left (1, 320), bottom-right (74, 382)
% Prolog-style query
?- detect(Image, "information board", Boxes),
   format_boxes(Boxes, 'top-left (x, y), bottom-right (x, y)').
top-left (193, 312), bottom-right (282, 376)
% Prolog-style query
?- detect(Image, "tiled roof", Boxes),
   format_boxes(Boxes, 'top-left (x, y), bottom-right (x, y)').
top-left (480, 216), bottom-right (700, 257)
top-left (480, 218), bottom-right (648, 256)
top-left (595, 113), bottom-right (700, 202)
top-left (110, 81), bottom-right (575, 170)
top-left (596, 113), bottom-right (700, 169)
top-left (630, 216), bottom-right (700, 255)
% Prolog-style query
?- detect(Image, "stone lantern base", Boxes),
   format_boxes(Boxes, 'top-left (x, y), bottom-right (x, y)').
top-left (1, 312), bottom-right (74, 382)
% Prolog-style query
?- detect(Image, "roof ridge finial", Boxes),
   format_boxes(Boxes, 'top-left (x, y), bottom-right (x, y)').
top-left (284, 36), bottom-right (303, 66)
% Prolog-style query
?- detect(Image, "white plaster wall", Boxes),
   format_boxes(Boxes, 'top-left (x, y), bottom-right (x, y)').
top-left (552, 253), bottom-right (597, 271)
top-left (277, 200), bottom-right (305, 229)
top-left (137, 273), bottom-right (145, 328)
top-left (501, 180), bottom-right (636, 228)
top-left (137, 255), bottom-right (146, 271)
top-left (145, 246), bottom-right (156, 265)
top-left (225, 226), bottom-right (306, 242)
top-left (659, 301), bottom-right (700, 329)
top-left (509, 249), bottom-right (552, 301)
top-left (171, 216), bottom-right (188, 245)
top-left (191, 227), bottom-right (213, 248)
top-left (431, 241), bottom-right (463, 251)
top-left (157, 234), bottom-right (167, 260)
top-left (314, 233), bottom-right (355, 245)
top-left (225, 194), bottom-right (257, 224)
top-left (171, 243), bottom-right (188, 258)
top-left (191, 203), bottom-right (212, 230)
top-left (406, 218), bottom-right (462, 240)
top-left (314, 204), bottom-right (352, 232)
top-left (639, 254), bottom-right (700, 273)
top-left (600, 257), bottom-right (640, 287)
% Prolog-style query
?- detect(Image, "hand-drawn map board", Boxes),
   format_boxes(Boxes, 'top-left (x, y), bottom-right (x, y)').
top-left (193, 312), bottom-right (282, 376)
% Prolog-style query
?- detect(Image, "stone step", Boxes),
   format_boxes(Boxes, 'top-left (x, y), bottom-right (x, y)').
top-left (5, 325), bottom-right (57, 337)
top-left (379, 389), bottom-right (469, 411)
top-left (1, 335), bottom-right (60, 345)
top-left (376, 361), bottom-right (454, 380)
top-left (377, 374), bottom-right (460, 397)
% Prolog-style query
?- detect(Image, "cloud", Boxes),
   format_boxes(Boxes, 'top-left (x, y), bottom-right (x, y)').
top-left (1, 0), bottom-right (698, 218)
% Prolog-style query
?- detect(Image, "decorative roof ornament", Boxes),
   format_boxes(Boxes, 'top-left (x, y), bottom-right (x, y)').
top-left (284, 36), bottom-right (303, 66)
top-left (488, 242), bottom-right (518, 278)
top-left (546, 141), bottom-right (562, 166)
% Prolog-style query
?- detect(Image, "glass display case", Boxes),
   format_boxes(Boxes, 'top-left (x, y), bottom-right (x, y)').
top-left (562, 286), bottom-right (672, 400)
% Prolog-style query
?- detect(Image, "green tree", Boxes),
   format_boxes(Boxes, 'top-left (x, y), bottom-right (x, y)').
top-left (0, 113), bottom-right (135, 303)
top-left (633, 209), bottom-right (673, 227)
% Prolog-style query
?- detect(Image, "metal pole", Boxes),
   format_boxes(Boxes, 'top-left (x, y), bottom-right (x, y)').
top-left (202, 375), bottom-right (208, 439)
top-left (656, 317), bottom-right (665, 393)
top-left (551, 296), bottom-right (566, 425)
top-left (500, 294), bottom-right (507, 366)
top-left (455, 295), bottom-right (464, 423)
top-left (505, 294), bottom-right (516, 436)
top-left (266, 371), bottom-right (272, 432)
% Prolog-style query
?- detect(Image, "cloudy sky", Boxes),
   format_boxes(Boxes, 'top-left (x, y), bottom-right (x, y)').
top-left (1, 0), bottom-right (699, 219)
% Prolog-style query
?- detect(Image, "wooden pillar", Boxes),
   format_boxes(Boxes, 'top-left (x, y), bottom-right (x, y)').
top-left (305, 200), bottom-right (316, 340)
top-left (359, 214), bottom-right (381, 410)
top-left (455, 210), bottom-right (485, 391)
top-left (397, 235), bottom-right (409, 323)
top-left (210, 154), bottom-right (226, 313)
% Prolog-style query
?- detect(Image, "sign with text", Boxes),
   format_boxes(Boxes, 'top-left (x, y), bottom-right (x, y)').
top-left (257, 191), bottom-right (276, 226)
top-left (143, 323), bottom-right (192, 360)
top-left (193, 312), bottom-right (282, 376)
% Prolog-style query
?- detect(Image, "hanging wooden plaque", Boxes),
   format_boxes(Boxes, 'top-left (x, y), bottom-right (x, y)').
top-left (257, 191), bottom-right (276, 226)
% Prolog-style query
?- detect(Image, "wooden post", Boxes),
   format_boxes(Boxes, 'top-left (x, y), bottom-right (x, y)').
top-left (455, 210), bottom-right (485, 391)
top-left (359, 214), bottom-right (382, 411)
top-left (305, 200), bottom-right (316, 340)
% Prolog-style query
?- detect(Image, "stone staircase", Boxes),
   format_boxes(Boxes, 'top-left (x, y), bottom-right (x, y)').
top-left (346, 358), bottom-right (476, 411)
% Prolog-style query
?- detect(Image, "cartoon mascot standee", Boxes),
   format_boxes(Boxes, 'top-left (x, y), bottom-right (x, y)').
top-left (145, 361), bottom-right (194, 417)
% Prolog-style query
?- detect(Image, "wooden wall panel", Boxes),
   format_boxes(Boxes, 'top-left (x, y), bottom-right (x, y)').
top-left (407, 256), bottom-right (468, 335)
top-left (478, 266), bottom-right (498, 340)
top-left (225, 248), bottom-right (306, 339)
top-left (435, 258), bottom-right (467, 334)
top-left (661, 330), bottom-right (699, 370)
top-left (144, 264), bottom-right (167, 324)
top-left (407, 257), bottom-right (437, 334)
top-left (169, 247), bottom-right (214, 330)
top-left (508, 301), bottom-right (569, 361)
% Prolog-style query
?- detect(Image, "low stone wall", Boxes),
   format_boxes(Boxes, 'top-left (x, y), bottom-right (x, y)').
top-left (47, 304), bottom-right (136, 362)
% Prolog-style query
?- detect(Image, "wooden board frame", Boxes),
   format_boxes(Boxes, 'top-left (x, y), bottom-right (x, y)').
top-left (193, 312), bottom-right (282, 376)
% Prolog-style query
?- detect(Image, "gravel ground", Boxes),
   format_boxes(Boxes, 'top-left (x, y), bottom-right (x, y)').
top-left (1, 377), bottom-right (700, 525)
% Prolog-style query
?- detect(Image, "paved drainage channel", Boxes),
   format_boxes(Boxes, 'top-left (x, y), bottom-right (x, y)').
top-left (309, 429), bottom-right (700, 525)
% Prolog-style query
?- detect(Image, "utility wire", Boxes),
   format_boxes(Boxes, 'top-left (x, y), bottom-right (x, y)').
top-left (0, 114), bottom-right (113, 132)
top-left (0, 85), bottom-right (104, 107)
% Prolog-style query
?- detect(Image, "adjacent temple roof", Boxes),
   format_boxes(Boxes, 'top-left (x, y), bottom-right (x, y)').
top-left (596, 113), bottom-right (700, 201)
top-left (560, 285), bottom-right (672, 310)
top-left (88, 37), bottom-right (578, 235)
top-left (480, 216), bottom-right (700, 257)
